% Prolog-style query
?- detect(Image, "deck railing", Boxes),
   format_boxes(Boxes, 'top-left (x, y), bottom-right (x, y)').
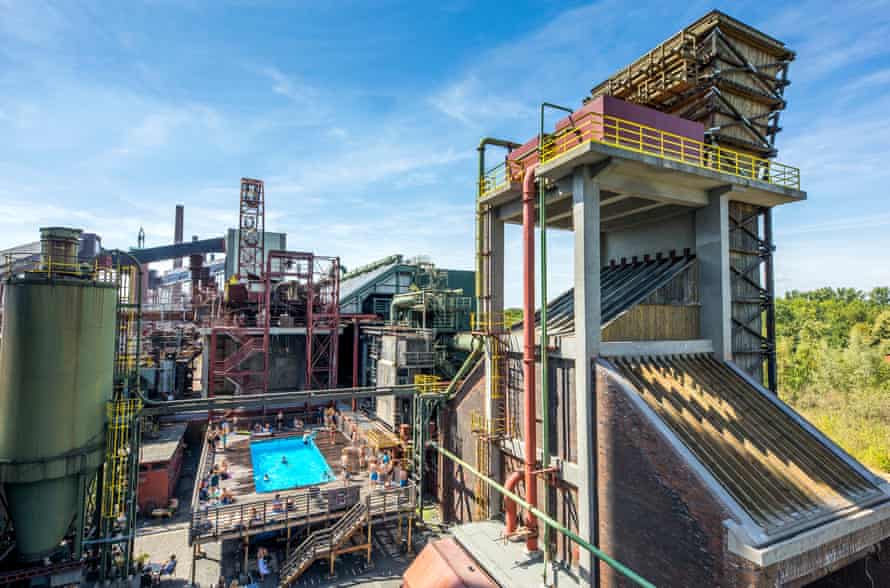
top-left (479, 111), bottom-right (800, 198)
top-left (189, 482), bottom-right (415, 543)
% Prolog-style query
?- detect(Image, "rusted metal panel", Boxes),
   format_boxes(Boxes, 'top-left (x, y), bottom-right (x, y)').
top-left (402, 538), bottom-right (498, 588)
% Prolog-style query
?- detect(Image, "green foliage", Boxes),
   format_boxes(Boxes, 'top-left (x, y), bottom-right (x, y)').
top-left (776, 287), bottom-right (890, 473)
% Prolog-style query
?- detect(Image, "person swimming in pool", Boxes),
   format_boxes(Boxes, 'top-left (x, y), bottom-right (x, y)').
top-left (263, 473), bottom-right (270, 482)
top-left (281, 455), bottom-right (288, 465)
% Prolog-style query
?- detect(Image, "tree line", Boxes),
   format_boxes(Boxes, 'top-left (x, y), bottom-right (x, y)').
top-left (776, 287), bottom-right (890, 472)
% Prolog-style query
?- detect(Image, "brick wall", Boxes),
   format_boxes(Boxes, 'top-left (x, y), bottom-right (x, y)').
top-left (597, 366), bottom-right (731, 587)
top-left (767, 523), bottom-right (890, 587)
top-left (440, 358), bottom-right (486, 524)
top-left (137, 442), bottom-right (184, 512)
top-left (800, 537), bottom-right (890, 587)
top-left (596, 364), bottom-right (890, 587)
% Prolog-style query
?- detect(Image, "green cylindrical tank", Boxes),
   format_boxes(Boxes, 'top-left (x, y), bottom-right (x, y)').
top-left (39, 226), bottom-right (82, 268)
top-left (0, 273), bottom-right (117, 560)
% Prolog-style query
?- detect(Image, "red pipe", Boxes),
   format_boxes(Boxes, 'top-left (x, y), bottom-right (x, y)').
top-left (521, 166), bottom-right (539, 552)
top-left (504, 471), bottom-right (524, 533)
top-left (352, 318), bottom-right (359, 410)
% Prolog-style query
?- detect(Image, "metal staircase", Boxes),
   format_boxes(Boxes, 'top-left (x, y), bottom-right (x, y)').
top-left (210, 328), bottom-right (267, 394)
top-left (279, 501), bottom-right (369, 586)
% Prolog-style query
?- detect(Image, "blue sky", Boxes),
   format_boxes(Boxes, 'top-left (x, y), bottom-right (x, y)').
top-left (2, 0), bottom-right (889, 306)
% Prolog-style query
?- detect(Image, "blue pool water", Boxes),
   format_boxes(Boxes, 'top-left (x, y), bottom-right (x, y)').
top-left (250, 436), bottom-right (334, 493)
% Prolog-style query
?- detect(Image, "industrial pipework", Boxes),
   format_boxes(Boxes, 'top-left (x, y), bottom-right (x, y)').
top-left (521, 166), bottom-right (539, 552)
top-left (539, 101), bottom-right (575, 571)
top-left (475, 137), bottom-right (519, 309)
top-left (432, 442), bottom-right (654, 588)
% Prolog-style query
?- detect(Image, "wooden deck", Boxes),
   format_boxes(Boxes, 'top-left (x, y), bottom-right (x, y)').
top-left (190, 478), bottom-right (415, 545)
top-left (189, 423), bottom-right (414, 545)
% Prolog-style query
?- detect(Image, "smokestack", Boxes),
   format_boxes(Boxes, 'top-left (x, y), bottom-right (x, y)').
top-left (173, 204), bottom-right (184, 268)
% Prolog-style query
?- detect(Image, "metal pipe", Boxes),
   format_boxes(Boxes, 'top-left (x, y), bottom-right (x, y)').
top-left (445, 337), bottom-right (483, 399)
top-left (449, 331), bottom-right (476, 353)
top-left (352, 318), bottom-right (359, 410)
top-left (431, 442), bottom-right (655, 588)
top-left (136, 383), bottom-right (438, 416)
top-left (390, 290), bottom-right (421, 323)
top-left (521, 165), bottom-right (538, 552)
top-left (503, 470), bottom-right (523, 533)
top-left (539, 101), bottom-right (574, 570)
top-left (476, 137), bottom-right (520, 310)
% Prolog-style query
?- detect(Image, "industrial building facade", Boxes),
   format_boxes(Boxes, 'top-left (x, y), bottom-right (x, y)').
top-left (435, 11), bottom-right (890, 588)
top-left (2, 9), bottom-right (890, 588)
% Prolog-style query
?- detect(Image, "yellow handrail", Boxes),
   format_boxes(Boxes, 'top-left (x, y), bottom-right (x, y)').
top-left (479, 111), bottom-right (801, 198)
top-left (3, 253), bottom-right (103, 280)
top-left (413, 374), bottom-right (445, 395)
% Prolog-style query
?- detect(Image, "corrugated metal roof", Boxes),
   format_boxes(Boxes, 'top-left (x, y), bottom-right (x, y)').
top-left (339, 260), bottom-right (402, 303)
top-left (140, 422), bottom-right (187, 464)
top-left (608, 354), bottom-right (884, 538)
top-left (520, 254), bottom-right (696, 336)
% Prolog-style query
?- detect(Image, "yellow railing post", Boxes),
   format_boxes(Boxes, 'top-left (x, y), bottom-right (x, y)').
top-left (534, 111), bottom-right (799, 189)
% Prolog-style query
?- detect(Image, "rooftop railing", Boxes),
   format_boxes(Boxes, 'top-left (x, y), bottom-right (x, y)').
top-left (2, 252), bottom-right (106, 281)
top-left (479, 111), bottom-right (801, 198)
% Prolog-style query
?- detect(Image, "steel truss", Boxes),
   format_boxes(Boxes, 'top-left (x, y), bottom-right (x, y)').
top-left (237, 178), bottom-right (265, 279)
top-left (265, 251), bottom-right (340, 390)
top-left (729, 202), bottom-right (777, 392)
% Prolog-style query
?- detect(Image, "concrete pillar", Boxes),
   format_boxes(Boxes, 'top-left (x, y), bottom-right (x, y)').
top-left (483, 208), bottom-right (505, 516)
top-left (201, 335), bottom-right (211, 398)
top-left (488, 213), bottom-right (505, 321)
top-left (695, 188), bottom-right (732, 360)
top-left (483, 208), bottom-right (505, 418)
top-left (572, 165), bottom-right (601, 585)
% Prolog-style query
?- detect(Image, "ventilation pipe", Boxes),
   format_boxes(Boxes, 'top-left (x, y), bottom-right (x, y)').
top-left (522, 165), bottom-right (539, 552)
top-left (503, 470), bottom-right (524, 534)
top-left (475, 138), bottom-right (520, 309)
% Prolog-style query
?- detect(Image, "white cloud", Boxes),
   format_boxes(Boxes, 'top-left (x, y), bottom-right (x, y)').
top-left (261, 66), bottom-right (317, 103)
top-left (765, 1), bottom-right (890, 83)
top-left (430, 74), bottom-right (533, 127)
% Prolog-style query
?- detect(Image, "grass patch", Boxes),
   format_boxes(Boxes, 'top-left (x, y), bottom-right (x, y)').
top-left (784, 386), bottom-right (890, 475)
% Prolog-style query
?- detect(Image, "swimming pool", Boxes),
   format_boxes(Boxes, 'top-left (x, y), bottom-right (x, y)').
top-left (250, 436), bottom-right (335, 493)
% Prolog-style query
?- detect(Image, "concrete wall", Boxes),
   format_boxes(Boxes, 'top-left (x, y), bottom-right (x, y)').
top-left (270, 335), bottom-right (305, 390)
top-left (601, 211), bottom-right (695, 266)
top-left (696, 192), bottom-right (732, 360)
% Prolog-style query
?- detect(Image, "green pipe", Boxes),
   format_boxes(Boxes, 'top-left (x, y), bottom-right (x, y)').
top-left (475, 138), bottom-right (520, 312)
top-left (391, 290), bottom-right (421, 323)
top-left (449, 331), bottom-right (477, 353)
top-left (539, 102), bottom-right (574, 570)
top-left (432, 442), bottom-right (655, 588)
top-left (445, 337), bottom-right (483, 399)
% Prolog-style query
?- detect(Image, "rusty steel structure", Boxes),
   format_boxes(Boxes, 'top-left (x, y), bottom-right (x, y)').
top-left (208, 179), bottom-right (270, 396)
top-left (237, 178), bottom-right (265, 280)
top-left (264, 251), bottom-right (341, 390)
